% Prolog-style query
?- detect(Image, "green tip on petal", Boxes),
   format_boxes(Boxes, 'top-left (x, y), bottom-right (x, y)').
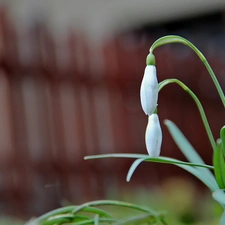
top-left (146, 53), bottom-right (156, 66)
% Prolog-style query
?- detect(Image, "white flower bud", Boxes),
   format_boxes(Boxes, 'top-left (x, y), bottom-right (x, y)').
top-left (140, 65), bottom-right (158, 116)
top-left (140, 65), bottom-right (158, 115)
top-left (145, 114), bottom-right (162, 157)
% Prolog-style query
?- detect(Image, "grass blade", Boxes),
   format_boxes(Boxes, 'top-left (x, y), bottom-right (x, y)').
top-left (213, 141), bottom-right (225, 189)
top-left (212, 189), bottom-right (225, 207)
top-left (220, 211), bottom-right (225, 225)
top-left (94, 214), bottom-right (99, 225)
top-left (126, 158), bottom-right (148, 182)
top-left (71, 200), bottom-right (158, 216)
top-left (164, 119), bottom-right (217, 187)
top-left (85, 154), bottom-right (213, 169)
top-left (221, 126), bottom-right (225, 156)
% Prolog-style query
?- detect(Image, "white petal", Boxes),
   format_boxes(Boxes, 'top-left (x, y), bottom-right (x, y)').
top-left (145, 114), bottom-right (162, 157)
top-left (140, 65), bottom-right (158, 115)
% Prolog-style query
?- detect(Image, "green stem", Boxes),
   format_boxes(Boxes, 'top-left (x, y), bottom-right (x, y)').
top-left (72, 200), bottom-right (157, 215)
top-left (159, 78), bottom-right (217, 151)
top-left (31, 206), bottom-right (112, 224)
top-left (150, 35), bottom-right (225, 107)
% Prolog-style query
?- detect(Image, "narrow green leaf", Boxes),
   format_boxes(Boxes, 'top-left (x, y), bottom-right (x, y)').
top-left (212, 189), bottom-right (225, 207)
top-left (115, 214), bottom-right (157, 225)
top-left (71, 218), bottom-right (116, 225)
top-left (221, 126), bottom-right (225, 156)
top-left (213, 141), bottom-right (225, 189)
top-left (71, 200), bottom-right (158, 216)
top-left (220, 211), bottom-right (225, 225)
top-left (86, 153), bottom-right (217, 191)
top-left (43, 214), bottom-right (74, 225)
top-left (177, 164), bottom-right (218, 192)
top-left (128, 157), bottom-right (218, 191)
top-left (94, 214), bottom-right (99, 225)
top-left (85, 154), bottom-right (213, 169)
top-left (33, 206), bottom-right (112, 225)
top-left (126, 158), bottom-right (147, 182)
top-left (164, 119), bottom-right (217, 187)
top-left (164, 120), bottom-right (206, 164)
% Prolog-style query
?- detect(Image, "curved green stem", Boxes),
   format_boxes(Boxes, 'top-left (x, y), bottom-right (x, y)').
top-left (150, 35), bottom-right (225, 107)
top-left (30, 206), bottom-right (112, 225)
top-left (159, 78), bottom-right (216, 151)
top-left (71, 200), bottom-right (158, 215)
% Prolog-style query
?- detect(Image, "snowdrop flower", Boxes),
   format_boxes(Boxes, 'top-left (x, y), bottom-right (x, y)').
top-left (140, 53), bottom-right (158, 115)
top-left (145, 114), bottom-right (162, 157)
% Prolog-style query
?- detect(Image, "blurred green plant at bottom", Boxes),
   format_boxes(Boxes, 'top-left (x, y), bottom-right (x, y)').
top-left (105, 176), bottom-right (222, 225)
top-left (2, 177), bottom-right (222, 225)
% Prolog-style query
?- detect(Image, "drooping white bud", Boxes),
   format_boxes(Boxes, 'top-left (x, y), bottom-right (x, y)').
top-left (145, 114), bottom-right (162, 157)
top-left (140, 65), bottom-right (158, 115)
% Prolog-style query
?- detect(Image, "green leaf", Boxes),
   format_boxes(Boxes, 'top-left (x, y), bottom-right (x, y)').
top-left (221, 126), bottom-right (225, 156)
top-left (32, 205), bottom-right (112, 225)
top-left (71, 200), bottom-right (158, 216)
top-left (164, 120), bottom-right (206, 163)
top-left (85, 154), bottom-right (213, 169)
top-left (126, 156), bottom-right (217, 191)
top-left (164, 119), bottom-right (217, 188)
top-left (73, 218), bottom-right (116, 225)
top-left (212, 189), bottom-right (225, 207)
top-left (176, 164), bottom-right (217, 192)
top-left (126, 158), bottom-right (147, 182)
top-left (94, 214), bottom-right (99, 225)
top-left (213, 141), bottom-right (225, 189)
top-left (85, 153), bottom-right (218, 191)
top-left (43, 214), bottom-right (74, 225)
top-left (220, 211), bottom-right (225, 225)
top-left (115, 214), bottom-right (157, 225)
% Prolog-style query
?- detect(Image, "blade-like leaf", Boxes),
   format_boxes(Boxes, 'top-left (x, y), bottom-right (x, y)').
top-left (71, 200), bottom-right (158, 216)
top-left (86, 153), bottom-right (218, 191)
top-left (32, 205), bottom-right (112, 225)
top-left (43, 214), bottom-right (74, 225)
top-left (177, 164), bottom-right (218, 192)
top-left (127, 157), bottom-right (217, 191)
top-left (164, 120), bottom-right (205, 164)
top-left (85, 154), bottom-right (213, 169)
top-left (220, 211), bottom-right (225, 225)
top-left (74, 218), bottom-right (116, 225)
top-left (212, 189), bottom-right (225, 207)
top-left (213, 141), bottom-right (225, 189)
top-left (94, 214), bottom-right (99, 225)
top-left (221, 126), bottom-right (225, 156)
top-left (115, 214), bottom-right (157, 225)
top-left (126, 158), bottom-right (148, 182)
top-left (164, 119), bottom-right (217, 188)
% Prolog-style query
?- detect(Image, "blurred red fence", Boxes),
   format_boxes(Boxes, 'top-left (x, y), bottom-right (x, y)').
top-left (0, 8), bottom-right (224, 218)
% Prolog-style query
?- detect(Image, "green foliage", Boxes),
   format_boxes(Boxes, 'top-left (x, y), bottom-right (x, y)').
top-left (220, 126), bottom-right (225, 156)
top-left (213, 141), bottom-right (225, 189)
top-left (26, 200), bottom-right (167, 225)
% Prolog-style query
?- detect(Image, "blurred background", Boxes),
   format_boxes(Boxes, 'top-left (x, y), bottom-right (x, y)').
top-left (0, 0), bottom-right (225, 224)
